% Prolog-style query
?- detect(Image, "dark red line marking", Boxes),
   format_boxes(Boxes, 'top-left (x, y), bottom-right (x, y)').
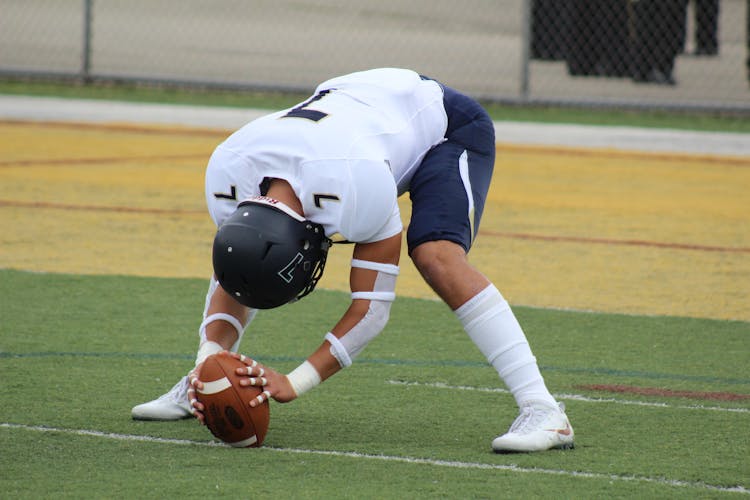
top-left (483, 230), bottom-right (750, 253)
top-left (577, 384), bottom-right (750, 401)
top-left (5, 120), bottom-right (748, 167)
top-left (0, 199), bottom-right (203, 215)
top-left (2, 199), bottom-right (747, 254)
top-left (0, 154), bottom-right (204, 168)
top-left (1, 119), bottom-right (228, 137)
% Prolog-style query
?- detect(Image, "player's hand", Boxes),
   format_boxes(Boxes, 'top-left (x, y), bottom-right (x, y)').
top-left (228, 352), bottom-right (298, 407)
top-left (187, 362), bottom-right (207, 425)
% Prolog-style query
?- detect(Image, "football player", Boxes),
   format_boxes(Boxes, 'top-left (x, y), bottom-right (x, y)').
top-left (132, 68), bottom-right (574, 452)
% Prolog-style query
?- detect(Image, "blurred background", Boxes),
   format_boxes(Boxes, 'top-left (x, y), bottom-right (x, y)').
top-left (0, 0), bottom-right (748, 112)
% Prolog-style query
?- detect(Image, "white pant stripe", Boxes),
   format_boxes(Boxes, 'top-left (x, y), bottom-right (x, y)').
top-left (457, 149), bottom-right (475, 243)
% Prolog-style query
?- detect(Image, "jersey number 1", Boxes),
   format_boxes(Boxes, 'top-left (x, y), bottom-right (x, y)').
top-left (283, 89), bottom-right (332, 122)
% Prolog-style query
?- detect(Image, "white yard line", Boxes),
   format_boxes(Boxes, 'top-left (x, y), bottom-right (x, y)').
top-left (387, 379), bottom-right (750, 414)
top-left (2, 422), bottom-right (747, 495)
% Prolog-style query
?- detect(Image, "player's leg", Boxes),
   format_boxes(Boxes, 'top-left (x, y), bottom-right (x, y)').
top-left (408, 85), bottom-right (573, 452)
top-left (131, 278), bottom-right (257, 420)
top-left (132, 149), bottom-right (257, 420)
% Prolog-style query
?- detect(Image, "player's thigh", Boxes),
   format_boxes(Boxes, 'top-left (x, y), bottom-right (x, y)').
top-left (407, 140), bottom-right (493, 254)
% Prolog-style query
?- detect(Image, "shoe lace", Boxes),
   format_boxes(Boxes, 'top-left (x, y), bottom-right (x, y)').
top-left (159, 377), bottom-right (189, 405)
top-left (508, 402), bottom-right (557, 435)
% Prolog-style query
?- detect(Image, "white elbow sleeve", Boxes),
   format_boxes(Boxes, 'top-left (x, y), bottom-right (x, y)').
top-left (327, 260), bottom-right (398, 367)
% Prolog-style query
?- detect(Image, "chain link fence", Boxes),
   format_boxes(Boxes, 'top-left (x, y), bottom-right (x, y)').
top-left (1, 0), bottom-right (748, 112)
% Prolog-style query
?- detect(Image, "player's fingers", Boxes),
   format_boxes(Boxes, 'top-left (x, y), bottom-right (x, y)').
top-left (248, 377), bottom-right (268, 386)
top-left (188, 374), bottom-right (203, 390)
top-left (250, 390), bottom-right (272, 408)
top-left (234, 353), bottom-right (259, 369)
top-left (187, 386), bottom-right (203, 409)
top-left (187, 395), bottom-right (205, 424)
top-left (194, 410), bottom-right (205, 425)
top-left (242, 365), bottom-right (264, 377)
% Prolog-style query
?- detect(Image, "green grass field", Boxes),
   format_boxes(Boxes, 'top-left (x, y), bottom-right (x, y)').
top-left (1, 81), bottom-right (749, 497)
top-left (1, 269), bottom-right (748, 498)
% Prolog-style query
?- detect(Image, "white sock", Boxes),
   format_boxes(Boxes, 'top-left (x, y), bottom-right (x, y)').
top-left (455, 284), bottom-right (557, 408)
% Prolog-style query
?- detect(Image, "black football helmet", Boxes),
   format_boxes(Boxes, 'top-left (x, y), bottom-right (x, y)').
top-left (212, 197), bottom-right (332, 309)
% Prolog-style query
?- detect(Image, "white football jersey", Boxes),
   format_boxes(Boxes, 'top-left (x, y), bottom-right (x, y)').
top-left (205, 68), bottom-right (448, 243)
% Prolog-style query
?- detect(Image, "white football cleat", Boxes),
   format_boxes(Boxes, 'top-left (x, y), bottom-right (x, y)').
top-left (131, 376), bottom-right (194, 421)
top-left (492, 400), bottom-right (574, 453)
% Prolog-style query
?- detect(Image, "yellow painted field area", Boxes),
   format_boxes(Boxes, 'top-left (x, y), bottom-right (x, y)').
top-left (1, 120), bottom-right (748, 321)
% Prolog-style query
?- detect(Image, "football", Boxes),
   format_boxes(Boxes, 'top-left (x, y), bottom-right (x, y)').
top-left (196, 352), bottom-right (270, 447)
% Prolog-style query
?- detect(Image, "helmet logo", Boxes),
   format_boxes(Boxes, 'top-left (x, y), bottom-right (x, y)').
top-left (278, 252), bottom-right (304, 283)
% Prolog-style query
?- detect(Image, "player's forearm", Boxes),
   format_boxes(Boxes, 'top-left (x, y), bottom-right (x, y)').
top-left (286, 303), bottom-right (382, 396)
top-left (307, 341), bottom-right (345, 381)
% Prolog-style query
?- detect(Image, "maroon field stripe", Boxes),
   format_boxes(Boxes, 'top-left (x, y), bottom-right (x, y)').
top-left (0, 153), bottom-right (204, 167)
top-left (2, 199), bottom-right (746, 254)
top-left (0, 199), bottom-right (203, 215)
top-left (483, 230), bottom-right (750, 253)
top-left (1, 119), bottom-right (228, 137)
top-left (578, 384), bottom-right (750, 401)
top-left (6, 120), bottom-right (749, 166)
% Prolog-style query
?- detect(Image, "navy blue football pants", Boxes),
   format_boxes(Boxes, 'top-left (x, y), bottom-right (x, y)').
top-left (406, 82), bottom-right (496, 254)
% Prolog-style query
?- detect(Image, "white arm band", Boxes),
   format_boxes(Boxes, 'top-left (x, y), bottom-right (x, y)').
top-left (195, 340), bottom-right (224, 366)
top-left (325, 259), bottom-right (399, 368)
top-left (287, 360), bottom-right (322, 397)
top-left (350, 259), bottom-right (399, 304)
top-left (199, 313), bottom-right (244, 339)
top-left (325, 332), bottom-right (353, 368)
top-left (351, 259), bottom-right (399, 275)
top-left (195, 313), bottom-right (245, 365)
top-left (351, 291), bottom-right (396, 301)
top-left (199, 277), bottom-right (257, 352)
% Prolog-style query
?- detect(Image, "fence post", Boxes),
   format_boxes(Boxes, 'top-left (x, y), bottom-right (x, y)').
top-left (519, 0), bottom-right (532, 101)
top-left (81, 0), bottom-right (93, 82)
